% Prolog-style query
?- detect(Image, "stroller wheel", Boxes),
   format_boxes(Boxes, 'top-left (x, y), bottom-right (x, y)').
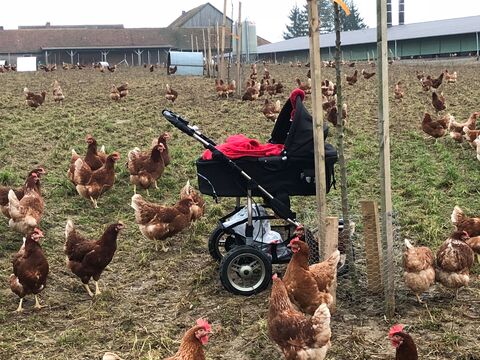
top-left (219, 246), bottom-right (272, 296)
top-left (208, 225), bottom-right (245, 262)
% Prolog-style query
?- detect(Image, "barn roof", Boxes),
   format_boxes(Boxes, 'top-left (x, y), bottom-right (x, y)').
top-left (0, 28), bottom-right (206, 53)
top-left (258, 15), bottom-right (480, 54)
top-left (168, 2), bottom-right (233, 28)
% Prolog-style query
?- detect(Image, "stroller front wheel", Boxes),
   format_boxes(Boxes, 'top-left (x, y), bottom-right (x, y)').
top-left (219, 246), bottom-right (272, 296)
top-left (208, 225), bottom-right (245, 262)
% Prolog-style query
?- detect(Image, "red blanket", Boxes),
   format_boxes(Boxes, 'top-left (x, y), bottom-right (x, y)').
top-left (202, 134), bottom-right (284, 160)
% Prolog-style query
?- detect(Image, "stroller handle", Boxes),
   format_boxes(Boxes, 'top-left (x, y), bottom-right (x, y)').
top-left (162, 109), bottom-right (196, 136)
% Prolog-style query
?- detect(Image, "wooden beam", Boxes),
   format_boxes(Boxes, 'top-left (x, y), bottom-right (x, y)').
top-left (202, 28), bottom-right (207, 76)
top-left (216, 22), bottom-right (220, 78)
top-left (220, 0), bottom-right (227, 80)
top-left (377, 0), bottom-right (395, 318)
top-left (191, 34), bottom-right (194, 53)
top-left (236, 2), bottom-right (242, 96)
top-left (307, 0), bottom-right (327, 257)
top-left (207, 26), bottom-right (213, 77)
top-left (325, 217), bottom-right (339, 313)
top-left (360, 200), bottom-right (383, 294)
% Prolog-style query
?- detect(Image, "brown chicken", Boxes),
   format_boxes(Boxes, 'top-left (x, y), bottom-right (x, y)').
top-left (463, 127), bottom-right (480, 145)
top-left (242, 80), bottom-right (260, 101)
top-left (10, 228), bottom-right (49, 312)
top-left (107, 65), bottom-right (117, 73)
top-left (127, 143), bottom-right (166, 194)
top-left (444, 69), bottom-right (457, 83)
top-left (52, 80), bottom-right (65, 103)
top-left (68, 136), bottom-right (107, 184)
top-left (415, 70), bottom-right (425, 81)
top-left (464, 235), bottom-right (480, 263)
top-left (8, 173), bottom-right (44, 235)
top-left (151, 132), bottom-right (171, 167)
top-left (179, 180), bottom-right (205, 221)
top-left (214, 79), bottom-right (229, 98)
top-left (436, 231), bottom-right (475, 295)
top-left (448, 112), bottom-right (478, 143)
top-left (451, 206), bottom-right (480, 236)
top-left (421, 113), bottom-right (448, 139)
top-left (110, 85), bottom-right (121, 101)
top-left (283, 238), bottom-right (338, 315)
top-left (262, 99), bottom-right (281, 121)
top-left (131, 194), bottom-right (195, 251)
top-left (73, 152), bottom-right (120, 208)
top-left (168, 65), bottom-right (177, 75)
top-left (116, 83), bottom-right (128, 99)
top-left (0, 167), bottom-right (46, 218)
top-left (326, 104), bottom-right (347, 127)
top-left (403, 239), bottom-right (435, 303)
top-left (64, 219), bottom-right (124, 297)
top-left (24, 88), bottom-right (47, 108)
top-left (432, 91), bottom-right (446, 112)
top-left (394, 81), bottom-right (404, 100)
top-left (165, 319), bottom-right (212, 360)
top-left (165, 84), bottom-right (178, 103)
top-left (272, 79), bottom-right (284, 94)
top-left (345, 70), bottom-right (358, 85)
top-left (361, 69), bottom-right (375, 79)
top-left (389, 324), bottom-right (418, 360)
top-left (268, 274), bottom-right (331, 360)
top-left (295, 78), bottom-right (311, 94)
top-left (430, 72), bottom-right (444, 89)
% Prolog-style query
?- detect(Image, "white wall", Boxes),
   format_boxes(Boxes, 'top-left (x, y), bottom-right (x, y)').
top-left (17, 57), bottom-right (37, 72)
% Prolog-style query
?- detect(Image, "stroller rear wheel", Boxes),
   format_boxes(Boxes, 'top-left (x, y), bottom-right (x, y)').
top-left (208, 225), bottom-right (245, 262)
top-left (219, 246), bottom-right (272, 296)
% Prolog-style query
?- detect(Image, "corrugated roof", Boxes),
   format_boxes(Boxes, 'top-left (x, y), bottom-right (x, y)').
top-left (258, 15), bottom-right (480, 54)
top-left (168, 2), bottom-right (233, 28)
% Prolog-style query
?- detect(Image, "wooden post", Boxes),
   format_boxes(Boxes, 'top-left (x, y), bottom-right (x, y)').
top-left (377, 0), bottom-right (395, 318)
top-left (307, 0), bottom-right (327, 257)
top-left (216, 22), bottom-right (220, 78)
top-left (45, 50), bottom-right (48, 65)
top-left (191, 34), bottom-right (194, 52)
top-left (360, 201), bottom-right (383, 294)
top-left (220, 0), bottom-right (227, 80)
top-left (333, 2), bottom-right (357, 282)
top-left (325, 217), bottom-right (339, 312)
top-left (207, 26), bottom-right (213, 78)
top-left (147, 50), bottom-right (151, 65)
top-left (196, 36), bottom-right (199, 53)
top-left (202, 28), bottom-right (208, 76)
top-left (236, 1), bottom-right (242, 96)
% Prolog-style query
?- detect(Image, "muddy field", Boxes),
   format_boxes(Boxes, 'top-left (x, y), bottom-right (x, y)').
top-left (0, 60), bottom-right (479, 359)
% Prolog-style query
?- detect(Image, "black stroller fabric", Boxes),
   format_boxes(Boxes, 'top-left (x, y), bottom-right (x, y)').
top-left (196, 95), bottom-right (338, 198)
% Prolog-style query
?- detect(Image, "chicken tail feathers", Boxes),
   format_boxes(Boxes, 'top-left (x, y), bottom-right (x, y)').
top-left (404, 238), bottom-right (413, 249)
top-left (7, 190), bottom-right (20, 218)
top-left (451, 206), bottom-right (465, 225)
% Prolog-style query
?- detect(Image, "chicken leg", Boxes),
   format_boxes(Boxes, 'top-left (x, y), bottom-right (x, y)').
top-left (415, 294), bottom-right (424, 304)
top-left (154, 180), bottom-right (159, 189)
top-left (15, 298), bottom-right (24, 312)
top-left (84, 283), bottom-right (94, 297)
top-left (90, 197), bottom-right (98, 209)
top-left (133, 184), bottom-right (137, 194)
top-left (34, 295), bottom-right (45, 309)
top-left (94, 280), bottom-right (101, 296)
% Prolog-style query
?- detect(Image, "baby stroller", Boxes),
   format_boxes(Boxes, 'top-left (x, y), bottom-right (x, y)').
top-left (162, 90), bottom-right (339, 296)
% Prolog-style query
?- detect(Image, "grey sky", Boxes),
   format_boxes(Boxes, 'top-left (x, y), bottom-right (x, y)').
top-left (1, 1), bottom-right (479, 43)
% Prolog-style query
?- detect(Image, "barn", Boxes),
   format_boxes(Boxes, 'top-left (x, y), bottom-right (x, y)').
top-left (257, 15), bottom-right (480, 63)
top-left (0, 2), bottom-right (269, 66)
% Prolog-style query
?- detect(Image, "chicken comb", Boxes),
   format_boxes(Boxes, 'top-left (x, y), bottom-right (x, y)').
top-left (196, 318), bottom-right (211, 332)
top-left (289, 237), bottom-right (300, 245)
top-left (388, 324), bottom-right (404, 337)
top-left (272, 273), bottom-right (278, 280)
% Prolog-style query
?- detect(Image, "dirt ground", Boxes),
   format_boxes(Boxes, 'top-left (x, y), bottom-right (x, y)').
top-left (0, 60), bottom-right (479, 359)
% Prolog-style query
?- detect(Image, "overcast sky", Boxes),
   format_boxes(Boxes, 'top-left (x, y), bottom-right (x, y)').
top-left (1, 0), bottom-right (479, 43)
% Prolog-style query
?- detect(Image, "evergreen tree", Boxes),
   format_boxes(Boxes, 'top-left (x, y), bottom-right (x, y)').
top-left (283, 5), bottom-right (308, 40)
top-left (339, 1), bottom-right (367, 31)
top-left (316, 0), bottom-right (334, 33)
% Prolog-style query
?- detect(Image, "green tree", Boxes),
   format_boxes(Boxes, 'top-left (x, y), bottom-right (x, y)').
top-left (283, 4), bottom-right (308, 40)
top-left (317, 0), bottom-right (334, 33)
top-left (339, 0), bottom-right (367, 31)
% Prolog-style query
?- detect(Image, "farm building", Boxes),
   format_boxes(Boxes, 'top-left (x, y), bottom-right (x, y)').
top-left (0, 2), bottom-right (268, 66)
top-left (257, 15), bottom-right (480, 63)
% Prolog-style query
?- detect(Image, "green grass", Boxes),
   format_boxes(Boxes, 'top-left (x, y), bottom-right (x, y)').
top-left (0, 61), bottom-right (479, 359)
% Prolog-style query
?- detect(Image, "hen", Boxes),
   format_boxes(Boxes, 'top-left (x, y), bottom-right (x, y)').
top-left (261, 99), bottom-right (281, 121)
top-left (24, 88), bottom-right (47, 108)
top-left (432, 91), bottom-right (446, 112)
top-left (448, 112), bottom-right (478, 142)
top-left (73, 152), bottom-right (120, 208)
top-left (8, 173), bottom-right (45, 235)
top-left (451, 205), bottom-right (480, 237)
top-left (388, 324), bottom-right (418, 360)
top-left (283, 237), bottom-right (337, 315)
top-left (151, 132), bottom-right (172, 167)
top-left (421, 113), bottom-right (448, 139)
top-left (110, 85), bottom-right (121, 101)
top-left (361, 69), bottom-right (375, 79)
top-left (10, 228), bottom-right (49, 312)
top-left (179, 180), bottom-right (205, 221)
top-left (0, 167), bottom-right (46, 219)
top-left (242, 80), bottom-right (260, 101)
top-left (403, 239), bottom-right (435, 303)
top-left (464, 235), bottom-right (480, 263)
top-left (295, 78), bottom-right (311, 94)
top-left (64, 219), bottom-right (124, 297)
top-left (117, 83), bottom-right (129, 99)
top-left (345, 70), bottom-right (358, 85)
top-left (165, 319), bottom-right (211, 360)
top-left (435, 231), bottom-right (475, 295)
top-left (52, 80), bottom-right (65, 103)
top-left (131, 194), bottom-right (194, 251)
top-left (394, 81), bottom-right (404, 100)
top-left (127, 143), bottom-right (166, 194)
top-left (165, 84), bottom-right (178, 103)
top-left (444, 69), bottom-right (457, 83)
top-left (268, 274), bottom-right (331, 360)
